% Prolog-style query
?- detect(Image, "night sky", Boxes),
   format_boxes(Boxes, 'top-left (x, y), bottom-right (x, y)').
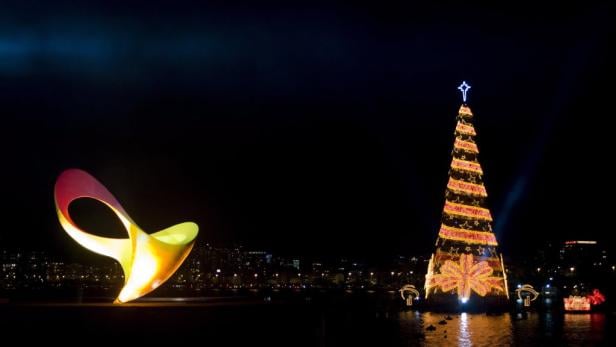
top-left (2, 1), bottom-right (615, 262)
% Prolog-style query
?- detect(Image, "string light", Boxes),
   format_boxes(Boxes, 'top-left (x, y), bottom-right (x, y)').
top-left (454, 138), bottom-right (479, 153)
top-left (425, 95), bottom-right (507, 306)
top-left (455, 121), bottom-right (476, 136)
top-left (451, 158), bottom-right (483, 174)
top-left (444, 200), bottom-right (493, 221)
top-left (438, 225), bottom-right (498, 245)
top-left (427, 254), bottom-right (504, 300)
top-left (447, 177), bottom-right (488, 197)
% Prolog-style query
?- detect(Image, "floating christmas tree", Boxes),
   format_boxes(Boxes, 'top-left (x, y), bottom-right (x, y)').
top-left (424, 82), bottom-right (509, 309)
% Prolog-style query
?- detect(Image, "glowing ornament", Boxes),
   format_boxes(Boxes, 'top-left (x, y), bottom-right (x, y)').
top-left (54, 169), bottom-right (199, 303)
top-left (428, 253), bottom-right (504, 301)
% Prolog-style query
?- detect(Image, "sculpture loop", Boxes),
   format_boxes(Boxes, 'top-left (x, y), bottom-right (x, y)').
top-left (54, 169), bottom-right (198, 303)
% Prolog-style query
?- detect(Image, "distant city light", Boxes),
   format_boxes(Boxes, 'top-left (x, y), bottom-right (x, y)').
top-left (570, 267), bottom-right (575, 272)
top-left (537, 267), bottom-right (541, 272)
top-left (565, 240), bottom-right (597, 245)
top-left (216, 269), bottom-right (221, 273)
top-left (546, 284), bottom-right (550, 288)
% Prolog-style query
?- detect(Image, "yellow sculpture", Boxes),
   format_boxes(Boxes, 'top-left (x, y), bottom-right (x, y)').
top-left (54, 169), bottom-right (199, 303)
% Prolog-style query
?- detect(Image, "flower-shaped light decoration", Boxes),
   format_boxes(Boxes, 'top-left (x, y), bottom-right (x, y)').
top-left (587, 289), bottom-right (606, 306)
top-left (430, 253), bottom-right (504, 301)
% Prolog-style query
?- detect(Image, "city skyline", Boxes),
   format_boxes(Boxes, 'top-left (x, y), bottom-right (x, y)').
top-left (2, 238), bottom-right (612, 297)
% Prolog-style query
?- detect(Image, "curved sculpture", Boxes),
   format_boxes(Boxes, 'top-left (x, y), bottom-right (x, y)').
top-left (515, 284), bottom-right (539, 307)
top-left (515, 284), bottom-right (539, 302)
top-left (399, 284), bottom-right (420, 306)
top-left (54, 169), bottom-right (199, 303)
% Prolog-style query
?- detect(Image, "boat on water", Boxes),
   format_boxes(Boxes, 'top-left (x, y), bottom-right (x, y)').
top-left (563, 290), bottom-right (606, 312)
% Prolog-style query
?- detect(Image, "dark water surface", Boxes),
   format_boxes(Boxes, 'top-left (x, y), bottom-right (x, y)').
top-left (1, 300), bottom-right (612, 346)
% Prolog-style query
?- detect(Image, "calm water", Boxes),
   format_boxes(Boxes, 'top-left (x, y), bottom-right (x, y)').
top-left (399, 311), bottom-right (609, 346)
top-left (1, 300), bottom-right (612, 346)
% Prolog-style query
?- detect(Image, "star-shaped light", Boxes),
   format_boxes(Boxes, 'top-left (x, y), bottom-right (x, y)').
top-left (458, 81), bottom-right (471, 103)
top-left (428, 253), bottom-right (504, 300)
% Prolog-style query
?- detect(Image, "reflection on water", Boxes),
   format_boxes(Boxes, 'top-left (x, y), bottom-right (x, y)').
top-left (398, 311), bottom-right (609, 346)
top-left (563, 313), bottom-right (606, 345)
top-left (458, 313), bottom-right (470, 346)
top-left (0, 302), bottom-right (611, 345)
top-left (399, 311), bottom-right (513, 346)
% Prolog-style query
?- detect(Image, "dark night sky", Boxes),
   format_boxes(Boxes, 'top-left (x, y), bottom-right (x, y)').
top-left (1, 1), bottom-right (615, 262)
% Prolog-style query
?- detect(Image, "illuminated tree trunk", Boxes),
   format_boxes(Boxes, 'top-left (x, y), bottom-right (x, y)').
top-left (424, 104), bottom-right (509, 309)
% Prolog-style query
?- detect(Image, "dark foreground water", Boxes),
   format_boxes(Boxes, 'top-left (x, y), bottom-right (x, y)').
top-left (1, 300), bottom-right (613, 346)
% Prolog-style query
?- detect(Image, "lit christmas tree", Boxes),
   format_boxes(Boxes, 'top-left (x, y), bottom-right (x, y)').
top-left (424, 82), bottom-right (509, 309)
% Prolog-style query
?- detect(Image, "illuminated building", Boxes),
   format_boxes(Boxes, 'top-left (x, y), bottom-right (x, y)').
top-left (560, 240), bottom-right (608, 272)
top-left (424, 83), bottom-right (509, 309)
top-left (54, 169), bottom-right (199, 303)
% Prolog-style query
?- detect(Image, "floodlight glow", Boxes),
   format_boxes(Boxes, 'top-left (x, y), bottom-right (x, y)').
top-left (54, 169), bottom-right (199, 303)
